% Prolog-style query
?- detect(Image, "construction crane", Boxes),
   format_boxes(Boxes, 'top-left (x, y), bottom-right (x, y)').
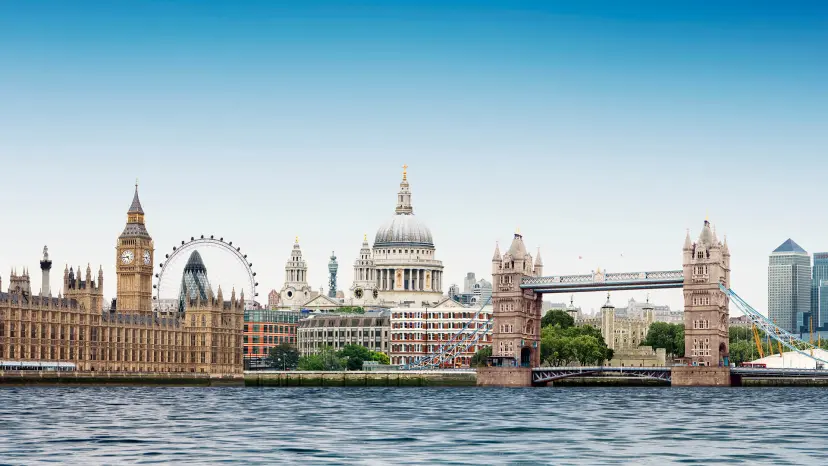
top-left (752, 324), bottom-right (765, 359)
top-left (810, 317), bottom-right (815, 358)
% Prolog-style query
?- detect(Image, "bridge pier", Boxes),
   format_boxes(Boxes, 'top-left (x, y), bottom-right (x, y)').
top-left (670, 367), bottom-right (731, 387)
top-left (477, 367), bottom-right (533, 387)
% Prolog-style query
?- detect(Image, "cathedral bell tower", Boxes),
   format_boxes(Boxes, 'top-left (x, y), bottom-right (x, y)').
top-left (116, 182), bottom-right (154, 315)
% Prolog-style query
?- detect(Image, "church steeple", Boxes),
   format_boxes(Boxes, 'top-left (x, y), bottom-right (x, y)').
top-left (395, 164), bottom-right (413, 215)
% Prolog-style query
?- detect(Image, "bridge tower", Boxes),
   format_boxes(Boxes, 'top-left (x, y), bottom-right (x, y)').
top-left (478, 232), bottom-right (543, 386)
top-left (674, 219), bottom-right (732, 386)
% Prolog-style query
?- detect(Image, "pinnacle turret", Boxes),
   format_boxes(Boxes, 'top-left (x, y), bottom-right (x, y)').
top-left (395, 164), bottom-right (414, 215)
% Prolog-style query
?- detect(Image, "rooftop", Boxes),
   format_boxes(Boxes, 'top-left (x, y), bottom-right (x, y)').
top-left (772, 238), bottom-right (807, 254)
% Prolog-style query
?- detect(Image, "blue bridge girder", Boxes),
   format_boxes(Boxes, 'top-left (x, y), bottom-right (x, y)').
top-left (532, 366), bottom-right (673, 384)
top-left (521, 270), bottom-right (684, 293)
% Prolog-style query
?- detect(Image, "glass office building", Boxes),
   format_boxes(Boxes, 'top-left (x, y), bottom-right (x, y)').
top-left (813, 253), bottom-right (828, 328)
top-left (768, 239), bottom-right (812, 333)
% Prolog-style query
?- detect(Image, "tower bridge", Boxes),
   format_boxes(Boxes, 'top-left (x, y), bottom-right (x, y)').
top-left (479, 219), bottom-right (733, 387)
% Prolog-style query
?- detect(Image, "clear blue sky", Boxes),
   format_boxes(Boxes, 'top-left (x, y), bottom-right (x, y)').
top-left (1, 1), bottom-right (826, 313)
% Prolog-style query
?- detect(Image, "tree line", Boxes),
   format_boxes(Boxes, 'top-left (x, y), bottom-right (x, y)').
top-left (265, 343), bottom-right (389, 371)
top-left (472, 309), bottom-right (613, 367)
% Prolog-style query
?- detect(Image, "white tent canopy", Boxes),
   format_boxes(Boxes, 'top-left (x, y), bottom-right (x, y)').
top-left (749, 349), bottom-right (828, 369)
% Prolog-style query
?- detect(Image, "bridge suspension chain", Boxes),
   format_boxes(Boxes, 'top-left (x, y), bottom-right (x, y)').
top-left (721, 284), bottom-right (828, 367)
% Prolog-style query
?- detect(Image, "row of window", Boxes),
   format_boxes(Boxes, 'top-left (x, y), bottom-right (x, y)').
top-left (390, 312), bottom-right (491, 321)
top-left (692, 320), bottom-right (711, 329)
top-left (0, 344), bottom-right (238, 365)
top-left (244, 335), bottom-right (296, 344)
top-left (690, 338), bottom-right (711, 356)
top-left (244, 310), bottom-right (300, 323)
top-left (1, 310), bottom-right (91, 324)
top-left (691, 296), bottom-right (712, 306)
top-left (244, 324), bottom-right (296, 334)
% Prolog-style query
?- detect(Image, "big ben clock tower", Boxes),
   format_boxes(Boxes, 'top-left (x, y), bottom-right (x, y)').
top-left (116, 182), bottom-right (154, 315)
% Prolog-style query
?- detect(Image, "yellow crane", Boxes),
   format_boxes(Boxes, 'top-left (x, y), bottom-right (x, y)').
top-left (776, 328), bottom-right (784, 357)
top-left (810, 316), bottom-right (814, 358)
top-left (752, 324), bottom-right (765, 359)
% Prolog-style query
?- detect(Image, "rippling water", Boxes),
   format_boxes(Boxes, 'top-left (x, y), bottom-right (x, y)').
top-left (1, 386), bottom-right (826, 464)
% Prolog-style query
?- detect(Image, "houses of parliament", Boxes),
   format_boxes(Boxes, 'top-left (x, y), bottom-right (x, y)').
top-left (0, 185), bottom-right (244, 374)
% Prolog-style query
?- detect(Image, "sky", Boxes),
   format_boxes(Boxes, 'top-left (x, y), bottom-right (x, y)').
top-left (0, 1), bottom-right (826, 314)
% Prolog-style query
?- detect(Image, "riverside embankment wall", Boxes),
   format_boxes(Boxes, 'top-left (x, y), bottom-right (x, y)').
top-left (0, 371), bottom-right (244, 386)
top-left (246, 370), bottom-right (477, 387)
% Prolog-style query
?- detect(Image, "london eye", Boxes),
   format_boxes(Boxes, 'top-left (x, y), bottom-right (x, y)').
top-left (153, 235), bottom-right (258, 312)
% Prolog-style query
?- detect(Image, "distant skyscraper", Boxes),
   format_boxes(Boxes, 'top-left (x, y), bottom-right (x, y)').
top-left (463, 272), bottom-right (476, 294)
top-left (768, 239), bottom-right (811, 333)
top-left (178, 250), bottom-right (212, 313)
top-left (813, 252), bottom-right (828, 328)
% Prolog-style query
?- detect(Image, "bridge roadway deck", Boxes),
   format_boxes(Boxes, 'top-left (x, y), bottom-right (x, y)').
top-left (521, 270), bottom-right (683, 293)
top-left (532, 366), bottom-right (828, 384)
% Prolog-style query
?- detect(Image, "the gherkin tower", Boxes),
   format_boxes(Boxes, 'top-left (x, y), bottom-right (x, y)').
top-left (178, 251), bottom-right (212, 313)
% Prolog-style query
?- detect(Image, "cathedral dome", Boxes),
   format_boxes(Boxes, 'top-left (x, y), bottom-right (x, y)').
top-left (374, 214), bottom-right (434, 248)
top-left (373, 166), bottom-right (435, 249)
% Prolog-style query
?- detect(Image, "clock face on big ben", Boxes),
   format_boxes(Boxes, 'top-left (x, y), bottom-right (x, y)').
top-left (143, 250), bottom-right (151, 265)
top-left (121, 250), bottom-right (134, 264)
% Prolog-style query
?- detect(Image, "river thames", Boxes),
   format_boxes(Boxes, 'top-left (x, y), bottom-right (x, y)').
top-left (1, 386), bottom-right (826, 464)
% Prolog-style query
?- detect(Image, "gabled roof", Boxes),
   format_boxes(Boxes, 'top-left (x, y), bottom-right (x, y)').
top-left (432, 296), bottom-right (467, 309)
top-left (301, 293), bottom-right (341, 308)
top-left (773, 238), bottom-right (807, 254)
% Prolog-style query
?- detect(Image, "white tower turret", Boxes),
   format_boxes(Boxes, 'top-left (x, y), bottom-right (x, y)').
top-left (279, 237), bottom-right (312, 308)
top-left (351, 234), bottom-right (378, 303)
top-left (40, 245), bottom-right (52, 296)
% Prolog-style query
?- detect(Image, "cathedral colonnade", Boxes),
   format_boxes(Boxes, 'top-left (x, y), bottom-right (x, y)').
top-left (375, 268), bottom-right (442, 292)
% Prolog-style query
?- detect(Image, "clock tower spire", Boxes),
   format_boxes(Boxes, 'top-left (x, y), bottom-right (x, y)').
top-left (116, 182), bottom-right (154, 315)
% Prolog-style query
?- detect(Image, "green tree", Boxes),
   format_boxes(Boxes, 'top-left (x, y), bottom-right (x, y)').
top-left (470, 346), bottom-right (492, 367)
top-left (541, 309), bottom-right (575, 330)
top-left (571, 335), bottom-right (607, 366)
top-left (336, 345), bottom-right (390, 370)
top-left (334, 306), bottom-right (365, 315)
top-left (369, 351), bottom-right (391, 365)
top-left (266, 343), bottom-right (299, 370)
top-left (297, 345), bottom-right (345, 371)
top-left (338, 344), bottom-right (371, 371)
top-left (729, 340), bottom-right (754, 366)
top-left (642, 322), bottom-right (684, 357)
top-left (540, 324), bottom-right (612, 366)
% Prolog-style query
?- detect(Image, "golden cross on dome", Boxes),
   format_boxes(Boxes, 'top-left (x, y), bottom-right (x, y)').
top-left (364, 233), bottom-right (367, 242)
top-left (295, 236), bottom-right (299, 243)
top-left (402, 164), bottom-right (408, 180)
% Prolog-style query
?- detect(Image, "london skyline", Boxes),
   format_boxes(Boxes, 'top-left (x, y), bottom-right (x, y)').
top-left (2, 1), bottom-right (827, 314)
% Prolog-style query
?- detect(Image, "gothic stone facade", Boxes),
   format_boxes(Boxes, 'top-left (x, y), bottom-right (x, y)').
top-left (683, 219), bottom-right (731, 367)
top-left (0, 186), bottom-right (244, 374)
top-left (490, 233), bottom-right (543, 368)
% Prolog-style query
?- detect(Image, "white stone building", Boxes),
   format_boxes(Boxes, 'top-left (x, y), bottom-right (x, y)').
top-left (279, 238), bottom-right (316, 309)
top-left (349, 166), bottom-right (445, 307)
top-left (297, 311), bottom-right (391, 356)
